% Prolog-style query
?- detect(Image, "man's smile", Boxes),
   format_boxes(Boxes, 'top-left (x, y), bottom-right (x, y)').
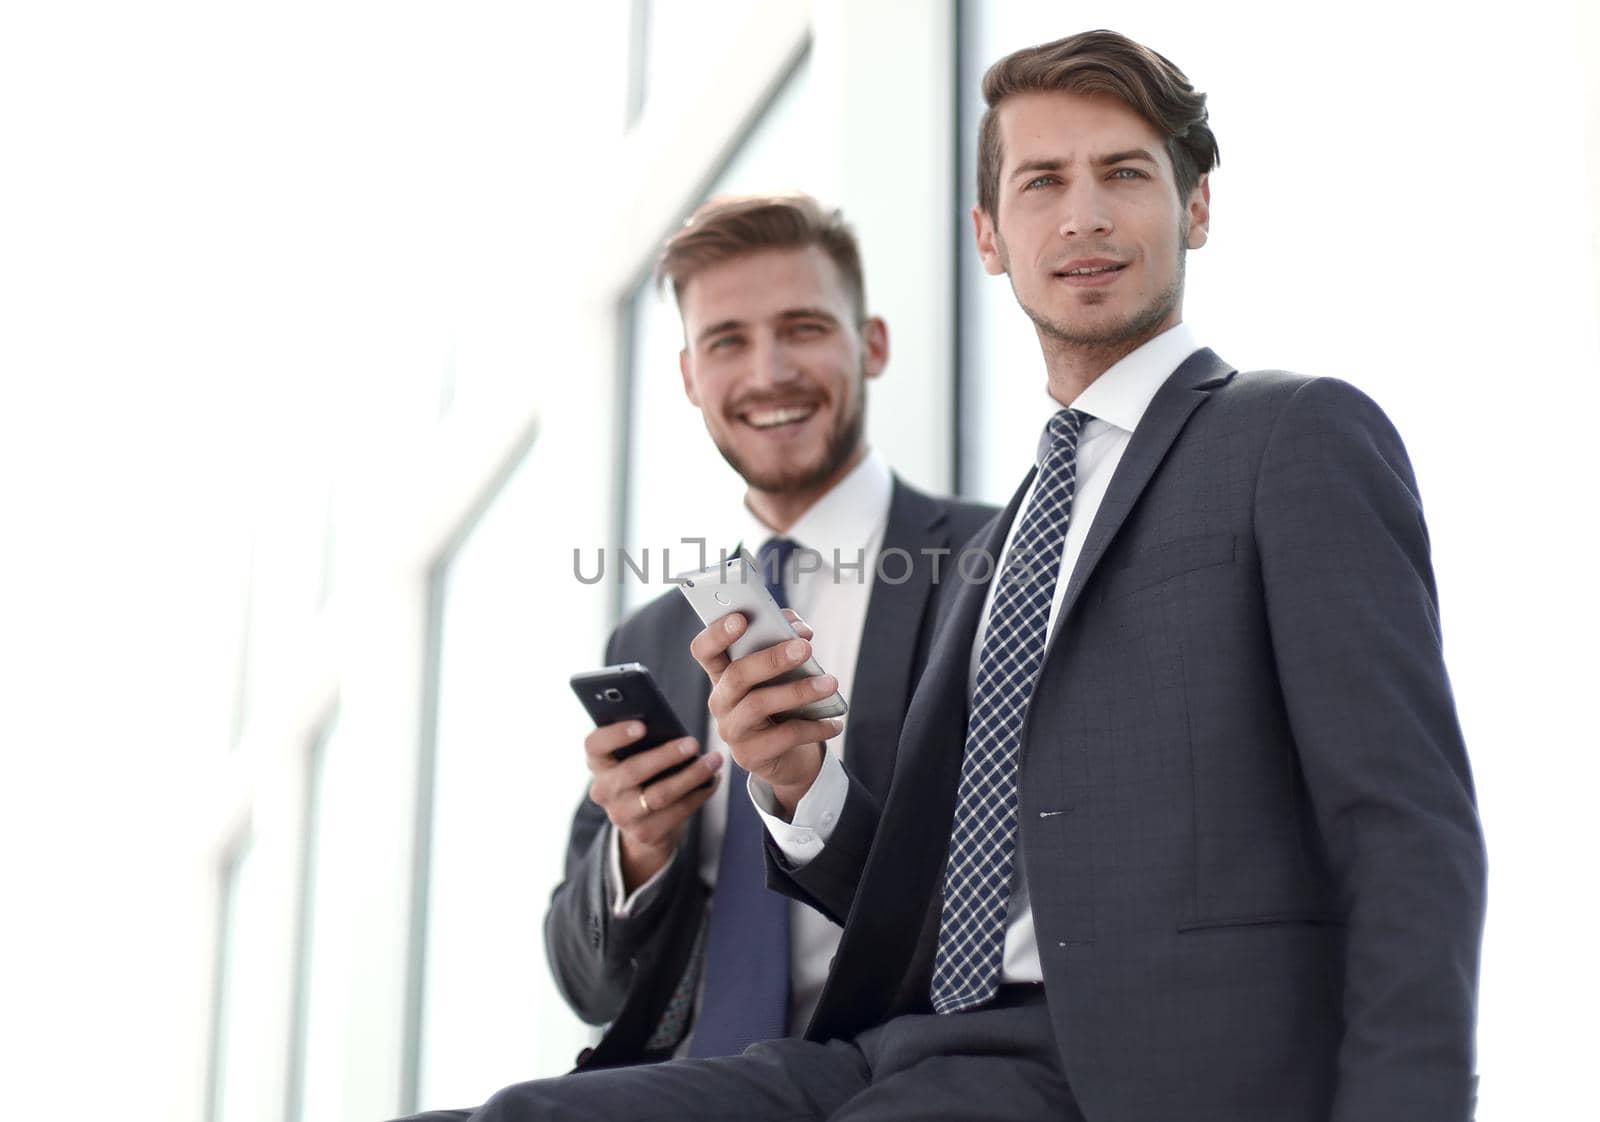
top-left (1053, 257), bottom-right (1129, 287)
top-left (738, 403), bottom-right (821, 431)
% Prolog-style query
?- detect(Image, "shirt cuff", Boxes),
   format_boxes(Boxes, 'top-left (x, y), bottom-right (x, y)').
top-left (748, 751), bottom-right (848, 868)
top-left (605, 823), bottom-right (672, 918)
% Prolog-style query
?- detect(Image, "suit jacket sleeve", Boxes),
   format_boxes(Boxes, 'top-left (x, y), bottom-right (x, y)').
top-left (757, 497), bottom-right (998, 927)
top-left (1254, 378), bottom-right (1486, 1121)
top-left (542, 632), bottom-right (697, 1026)
top-left (762, 765), bottom-right (883, 926)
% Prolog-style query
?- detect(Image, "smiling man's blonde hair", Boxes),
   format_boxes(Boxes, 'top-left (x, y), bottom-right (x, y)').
top-left (655, 193), bottom-right (867, 325)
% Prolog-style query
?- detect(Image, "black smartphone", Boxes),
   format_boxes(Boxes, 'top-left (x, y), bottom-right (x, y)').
top-left (569, 663), bottom-right (704, 786)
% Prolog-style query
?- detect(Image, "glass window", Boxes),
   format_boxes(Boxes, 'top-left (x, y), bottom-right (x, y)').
top-left (956, 4), bottom-right (1054, 504)
top-left (621, 51), bottom-right (827, 612)
top-left (288, 717), bottom-right (351, 1122)
top-left (412, 437), bottom-right (604, 1109)
top-left (208, 833), bottom-right (267, 1122)
top-left (635, 0), bottom-right (766, 123)
top-left (228, 544), bottom-right (256, 751)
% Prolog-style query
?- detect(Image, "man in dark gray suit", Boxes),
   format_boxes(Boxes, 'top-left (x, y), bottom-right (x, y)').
top-left (399, 197), bottom-right (991, 1120)
top-left (541, 194), bottom-right (994, 1070)
top-left (435, 30), bottom-right (1486, 1122)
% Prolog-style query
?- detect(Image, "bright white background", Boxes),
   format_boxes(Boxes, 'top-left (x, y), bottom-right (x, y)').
top-left (1, 2), bottom-right (1596, 1119)
top-left (1, 2), bottom-right (628, 1118)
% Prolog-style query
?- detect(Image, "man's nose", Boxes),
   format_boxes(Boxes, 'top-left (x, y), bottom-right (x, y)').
top-left (750, 335), bottom-right (800, 385)
top-left (1057, 182), bottom-right (1113, 239)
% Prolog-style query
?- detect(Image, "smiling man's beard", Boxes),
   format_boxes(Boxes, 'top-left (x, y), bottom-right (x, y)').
top-left (712, 370), bottom-right (867, 496)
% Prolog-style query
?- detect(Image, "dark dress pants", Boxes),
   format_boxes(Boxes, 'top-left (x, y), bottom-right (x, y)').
top-left (396, 992), bottom-right (1082, 1122)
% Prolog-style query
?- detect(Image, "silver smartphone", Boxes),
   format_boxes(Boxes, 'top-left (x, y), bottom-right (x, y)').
top-left (675, 549), bottom-right (848, 722)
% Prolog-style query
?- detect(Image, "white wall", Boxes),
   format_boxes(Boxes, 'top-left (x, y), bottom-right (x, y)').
top-left (2, 2), bottom-right (626, 1119)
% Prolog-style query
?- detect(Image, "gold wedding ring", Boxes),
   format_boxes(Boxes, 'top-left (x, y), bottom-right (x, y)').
top-left (638, 790), bottom-right (652, 813)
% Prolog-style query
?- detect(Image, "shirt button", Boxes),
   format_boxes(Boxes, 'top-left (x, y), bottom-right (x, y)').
top-left (821, 812), bottom-right (835, 825)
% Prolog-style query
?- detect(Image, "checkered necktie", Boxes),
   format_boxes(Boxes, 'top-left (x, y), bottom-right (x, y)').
top-left (931, 408), bottom-right (1089, 1014)
top-left (687, 537), bottom-right (797, 1055)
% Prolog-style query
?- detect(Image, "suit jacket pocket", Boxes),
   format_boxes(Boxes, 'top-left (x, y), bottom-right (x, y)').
top-left (1176, 910), bottom-right (1345, 934)
top-left (1097, 533), bottom-right (1236, 602)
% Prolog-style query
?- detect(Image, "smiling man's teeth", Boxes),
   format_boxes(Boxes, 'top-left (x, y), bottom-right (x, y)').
top-left (1062, 264), bottom-right (1122, 276)
top-left (746, 406), bottom-right (816, 429)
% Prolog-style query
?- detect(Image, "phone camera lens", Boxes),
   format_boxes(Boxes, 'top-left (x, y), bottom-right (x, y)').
top-left (684, 578), bottom-right (695, 588)
top-left (602, 688), bottom-right (623, 703)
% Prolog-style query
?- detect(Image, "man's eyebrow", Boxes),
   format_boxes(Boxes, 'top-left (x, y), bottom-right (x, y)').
top-left (1010, 157), bottom-right (1065, 181)
top-left (694, 319), bottom-right (746, 346)
top-left (1009, 149), bottom-right (1160, 180)
top-left (694, 307), bottom-right (841, 346)
top-left (778, 306), bottom-right (841, 325)
top-left (1092, 147), bottom-right (1160, 168)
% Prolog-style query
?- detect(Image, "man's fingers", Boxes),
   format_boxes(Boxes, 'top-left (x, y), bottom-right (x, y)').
top-left (781, 608), bottom-right (814, 640)
top-left (589, 737), bottom-right (699, 801)
top-left (722, 674), bottom-right (838, 741)
top-left (624, 772), bottom-right (721, 847)
top-left (611, 737), bottom-right (701, 792)
top-left (721, 718), bottom-right (843, 783)
top-left (642, 750), bottom-right (724, 810)
top-left (712, 637), bottom-right (813, 716)
top-left (688, 612), bottom-right (749, 681)
top-left (583, 720), bottom-right (646, 762)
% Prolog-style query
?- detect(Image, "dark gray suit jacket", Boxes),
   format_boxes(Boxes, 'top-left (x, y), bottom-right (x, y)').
top-left (771, 351), bottom-right (1487, 1122)
top-left (543, 476), bottom-right (995, 1068)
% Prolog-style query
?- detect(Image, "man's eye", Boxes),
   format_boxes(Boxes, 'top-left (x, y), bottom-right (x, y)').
top-left (1109, 167), bottom-right (1146, 180)
top-left (789, 322), bottom-right (824, 336)
top-left (708, 336), bottom-right (742, 351)
top-left (1023, 176), bottom-right (1056, 191)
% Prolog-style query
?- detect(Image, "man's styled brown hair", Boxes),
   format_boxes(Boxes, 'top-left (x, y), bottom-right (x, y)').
top-left (655, 193), bottom-right (868, 324)
top-left (976, 29), bottom-right (1219, 216)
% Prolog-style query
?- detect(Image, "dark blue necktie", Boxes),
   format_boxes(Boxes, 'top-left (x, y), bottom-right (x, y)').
top-left (688, 536), bottom-right (798, 1055)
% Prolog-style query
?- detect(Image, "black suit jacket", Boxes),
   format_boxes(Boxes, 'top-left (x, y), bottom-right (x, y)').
top-left (770, 352), bottom-right (1487, 1122)
top-left (543, 476), bottom-right (995, 1068)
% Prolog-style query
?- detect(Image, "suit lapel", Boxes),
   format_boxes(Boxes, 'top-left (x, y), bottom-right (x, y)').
top-left (881, 468), bottom-right (1030, 803)
top-left (656, 596), bottom-right (710, 743)
top-left (813, 471), bottom-right (1032, 1038)
top-left (843, 478), bottom-right (950, 801)
top-left (582, 597), bottom-right (712, 1067)
top-left (1048, 348), bottom-right (1236, 640)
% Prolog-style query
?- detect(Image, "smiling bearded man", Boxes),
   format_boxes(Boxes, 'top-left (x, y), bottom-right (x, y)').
top-left (394, 197), bottom-right (995, 1122)
top-left (672, 220), bottom-right (874, 507)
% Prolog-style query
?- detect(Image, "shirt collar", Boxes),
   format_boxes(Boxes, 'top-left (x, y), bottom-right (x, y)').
top-left (1038, 322), bottom-right (1202, 455)
top-left (732, 448), bottom-right (894, 569)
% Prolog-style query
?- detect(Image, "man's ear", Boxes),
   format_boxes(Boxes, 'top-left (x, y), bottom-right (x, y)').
top-left (861, 317), bottom-right (889, 380)
top-left (679, 348), bottom-right (699, 406)
top-left (973, 205), bottom-right (1007, 276)
top-left (1185, 174), bottom-right (1211, 250)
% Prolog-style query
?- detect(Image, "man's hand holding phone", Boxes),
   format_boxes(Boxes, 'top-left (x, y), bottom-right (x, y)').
top-left (689, 610), bottom-right (843, 819)
top-left (583, 723), bottom-right (723, 892)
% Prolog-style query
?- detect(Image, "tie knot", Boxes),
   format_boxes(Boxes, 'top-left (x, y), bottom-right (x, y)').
top-left (1036, 408), bottom-right (1091, 466)
top-left (755, 537), bottom-right (800, 604)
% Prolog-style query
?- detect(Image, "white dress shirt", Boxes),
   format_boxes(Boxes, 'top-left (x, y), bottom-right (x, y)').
top-left (606, 448), bottom-right (893, 1037)
top-left (756, 323), bottom-right (1202, 989)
